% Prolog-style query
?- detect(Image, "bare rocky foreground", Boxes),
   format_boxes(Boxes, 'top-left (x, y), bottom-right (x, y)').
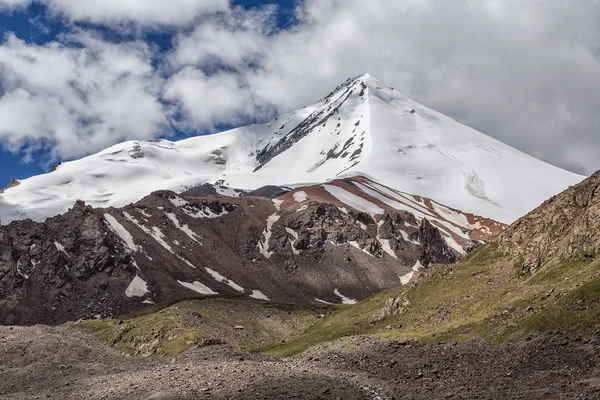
top-left (0, 325), bottom-right (598, 400)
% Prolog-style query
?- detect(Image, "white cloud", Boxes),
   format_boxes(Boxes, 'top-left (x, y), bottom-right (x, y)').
top-left (0, 0), bottom-right (229, 25)
top-left (47, 0), bottom-right (229, 26)
top-left (170, 6), bottom-right (274, 69)
top-left (0, 0), bottom-right (32, 9)
top-left (165, 67), bottom-right (268, 131)
top-left (0, 32), bottom-right (167, 160)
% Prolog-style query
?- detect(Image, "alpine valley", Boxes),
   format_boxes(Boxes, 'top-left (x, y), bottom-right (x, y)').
top-left (0, 75), bottom-right (598, 400)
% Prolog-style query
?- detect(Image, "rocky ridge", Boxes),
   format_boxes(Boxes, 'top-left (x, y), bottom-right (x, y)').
top-left (0, 177), bottom-right (500, 325)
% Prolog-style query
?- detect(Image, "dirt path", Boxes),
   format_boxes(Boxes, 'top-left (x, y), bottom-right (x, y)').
top-left (0, 326), bottom-right (598, 399)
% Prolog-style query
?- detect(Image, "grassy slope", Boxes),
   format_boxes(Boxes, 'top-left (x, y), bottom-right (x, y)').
top-left (71, 296), bottom-right (337, 356)
top-left (262, 245), bottom-right (600, 356)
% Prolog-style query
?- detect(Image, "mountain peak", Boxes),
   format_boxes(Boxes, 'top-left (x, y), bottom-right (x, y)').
top-left (0, 75), bottom-right (583, 225)
top-left (353, 72), bottom-right (387, 88)
top-left (330, 73), bottom-right (395, 98)
top-left (322, 73), bottom-right (394, 105)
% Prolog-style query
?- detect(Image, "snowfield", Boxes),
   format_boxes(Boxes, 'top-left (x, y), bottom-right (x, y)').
top-left (0, 74), bottom-right (583, 225)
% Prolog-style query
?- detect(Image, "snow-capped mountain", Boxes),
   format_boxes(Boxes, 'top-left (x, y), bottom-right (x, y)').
top-left (0, 74), bottom-right (583, 224)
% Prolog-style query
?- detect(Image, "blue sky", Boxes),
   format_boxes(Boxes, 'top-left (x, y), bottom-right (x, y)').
top-left (0, 0), bottom-right (298, 185)
top-left (0, 0), bottom-right (599, 189)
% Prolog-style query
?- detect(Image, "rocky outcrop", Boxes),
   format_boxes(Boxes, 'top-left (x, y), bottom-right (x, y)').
top-left (0, 200), bottom-right (138, 325)
top-left (0, 178), bottom-right (19, 194)
top-left (498, 170), bottom-right (600, 273)
top-left (419, 219), bottom-right (460, 266)
top-left (243, 186), bottom-right (290, 199)
top-left (255, 77), bottom-right (364, 171)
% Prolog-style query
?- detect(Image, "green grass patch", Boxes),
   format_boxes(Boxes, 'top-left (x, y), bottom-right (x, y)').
top-left (71, 297), bottom-right (334, 356)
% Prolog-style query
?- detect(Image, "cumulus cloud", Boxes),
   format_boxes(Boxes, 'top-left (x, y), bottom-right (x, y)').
top-left (169, 5), bottom-right (275, 69)
top-left (0, 0), bottom-right (229, 25)
top-left (0, 0), bottom-right (599, 175)
top-left (0, 0), bottom-right (32, 10)
top-left (0, 32), bottom-right (167, 161)
top-left (45, 0), bottom-right (229, 26)
top-left (164, 67), bottom-right (276, 132)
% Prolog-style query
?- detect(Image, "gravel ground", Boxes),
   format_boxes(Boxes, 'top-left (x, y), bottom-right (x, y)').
top-left (0, 326), bottom-right (598, 399)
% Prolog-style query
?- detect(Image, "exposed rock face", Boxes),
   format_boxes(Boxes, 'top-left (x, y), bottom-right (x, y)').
top-left (180, 183), bottom-right (219, 197)
top-left (0, 200), bottom-right (138, 325)
top-left (370, 293), bottom-right (411, 323)
top-left (255, 77), bottom-right (361, 171)
top-left (0, 178), bottom-right (19, 194)
top-left (0, 181), bottom-right (477, 325)
top-left (266, 203), bottom-right (457, 273)
top-left (498, 170), bottom-right (600, 273)
top-left (51, 161), bottom-right (62, 171)
top-left (243, 186), bottom-right (290, 199)
top-left (419, 219), bottom-right (459, 267)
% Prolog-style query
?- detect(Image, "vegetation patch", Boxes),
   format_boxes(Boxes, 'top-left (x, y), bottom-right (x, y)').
top-left (264, 245), bottom-right (600, 356)
top-left (72, 297), bottom-right (335, 356)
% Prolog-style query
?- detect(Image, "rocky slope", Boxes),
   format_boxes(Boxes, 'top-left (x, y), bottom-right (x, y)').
top-left (499, 170), bottom-right (600, 273)
top-left (0, 176), bottom-right (500, 325)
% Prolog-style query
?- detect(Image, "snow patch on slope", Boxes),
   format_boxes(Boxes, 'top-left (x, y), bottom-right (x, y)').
top-left (165, 212), bottom-right (200, 243)
top-left (412, 260), bottom-right (425, 271)
top-left (323, 184), bottom-right (384, 216)
top-left (400, 229), bottom-right (420, 245)
top-left (125, 276), bottom-right (149, 297)
top-left (16, 258), bottom-right (29, 279)
top-left (258, 199), bottom-right (283, 258)
top-left (183, 206), bottom-right (229, 219)
top-left (104, 214), bottom-right (138, 252)
top-left (54, 241), bottom-right (69, 257)
top-left (178, 280), bottom-right (218, 295)
top-left (334, 289), bottom-right (357, 305)
top-left (285, 227), bottom-right (301, 255)
top-left (348, 241), bottom-right (374, 257)
top-left (178, 256), bottom-right (197, 269)
top-left (378, 238), bottom-right (397, 259)
top-left (205, 267), bottom-right (245, 292)
top-left (124, 211), bottom-right (174, 253)
top-left (272, 198), bottom-right (284, 211)
top-left (170, 197), bottom-right (188, 207)
top-left (293, 191), bottom-right (308, 202)
top-left (250, 290), bottom-right (270, 301)
top-left (444, 235), bottom-right (466, 255)
top-left (400, 271), bottom-right (415, 285)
